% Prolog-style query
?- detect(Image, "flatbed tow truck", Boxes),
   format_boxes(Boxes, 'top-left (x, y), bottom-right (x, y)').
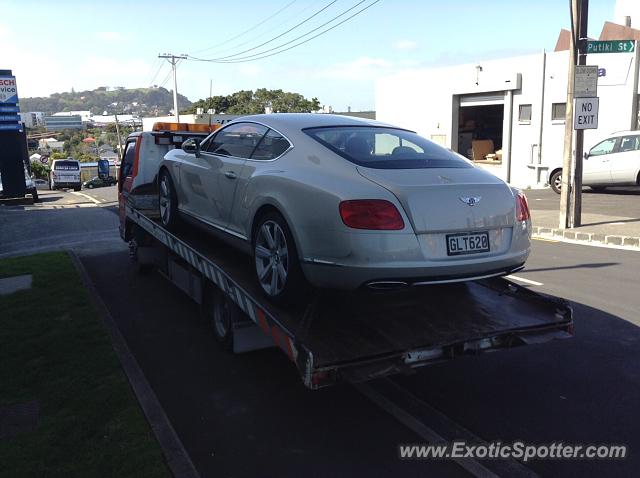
top-left (123, 206), bottom-right (572, 390)
top-left (119, 123), bottom-right (572, 390)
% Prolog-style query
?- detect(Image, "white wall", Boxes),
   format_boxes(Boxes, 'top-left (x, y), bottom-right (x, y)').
top-left (376, 48), bottom-right (639, 189)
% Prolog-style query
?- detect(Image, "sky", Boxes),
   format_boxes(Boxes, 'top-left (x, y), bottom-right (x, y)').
top-left (0, 0), bottom-right (634, 111)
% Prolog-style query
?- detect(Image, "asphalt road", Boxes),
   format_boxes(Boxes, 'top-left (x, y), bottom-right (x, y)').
top-left (3, 189), bottom-right (639, 477)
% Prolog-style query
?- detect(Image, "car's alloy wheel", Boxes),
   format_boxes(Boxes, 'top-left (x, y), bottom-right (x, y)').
top-left (158, 171), bottom-right (179, 230)
top-left (255, 220), bottom-right (289, 297)
top-left (550, 170), bottom-right (562, 194)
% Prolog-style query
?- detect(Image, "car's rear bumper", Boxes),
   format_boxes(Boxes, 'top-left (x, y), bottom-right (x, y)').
top-left (301, 249), bottom-right (530, 290)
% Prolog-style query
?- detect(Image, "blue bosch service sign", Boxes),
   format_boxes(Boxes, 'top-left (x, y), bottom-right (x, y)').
top-left (0, 74), bottom-right (21, 131)
top-left (0, 76), bottom-right (19, 104)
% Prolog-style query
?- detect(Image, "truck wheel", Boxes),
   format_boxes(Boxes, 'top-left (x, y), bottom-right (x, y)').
top-left (253, 211), bottom-right (307, 304)
top-left (206, 288), bottom-right (238, 351)
top-left (159, 171), bottom-right (180, 230)
top-left (74, 186), bottom-right (81, 192)
top-left (550, 170), bottom-right (562, 194)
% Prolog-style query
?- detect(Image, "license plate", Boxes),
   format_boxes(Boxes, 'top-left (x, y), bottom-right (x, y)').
top-left (446, 232), bottom-right (490, 256)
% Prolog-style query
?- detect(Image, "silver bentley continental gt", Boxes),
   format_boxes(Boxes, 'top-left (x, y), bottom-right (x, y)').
top-left (158, 114), bottom-right (531, 303)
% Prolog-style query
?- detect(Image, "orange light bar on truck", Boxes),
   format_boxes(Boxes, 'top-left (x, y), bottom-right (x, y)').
top-left (152, 122), bottom-right (222, 133)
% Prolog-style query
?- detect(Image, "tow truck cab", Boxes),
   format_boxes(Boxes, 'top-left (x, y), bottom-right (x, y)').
top-left (118, 122), bottom-right (220, 241)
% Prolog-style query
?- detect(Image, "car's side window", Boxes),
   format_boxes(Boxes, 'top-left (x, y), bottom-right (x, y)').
top-left (589, 138), bottom-right (617, 156)
top-left (250, 129), bottom-right (291, 160)
top-left (618, 135), bottom-right (640, 153)
top-left (204, 122), bottom-right (268, 159)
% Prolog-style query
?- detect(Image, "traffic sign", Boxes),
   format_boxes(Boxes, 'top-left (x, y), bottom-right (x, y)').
top-left (574, 97), bottom-right (599, 130)
top-left (586, 40), bottom-right (635, 54)
top-left (574, 65), bottom-right (598, 97)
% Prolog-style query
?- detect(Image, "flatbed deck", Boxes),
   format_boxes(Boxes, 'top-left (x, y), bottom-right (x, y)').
top-left (127, 207), bottom-right (573, 388)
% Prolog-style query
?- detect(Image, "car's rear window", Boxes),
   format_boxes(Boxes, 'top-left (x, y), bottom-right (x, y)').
top-left (53, 160), bottom-right (80, 171)
top-left (304, 126), bottom-right (472, 169)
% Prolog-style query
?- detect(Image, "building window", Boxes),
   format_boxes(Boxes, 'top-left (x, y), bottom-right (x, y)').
top-left (518, 104), bottom-right (532, 123)
top-left (552, 103), bottom-right (566, 121)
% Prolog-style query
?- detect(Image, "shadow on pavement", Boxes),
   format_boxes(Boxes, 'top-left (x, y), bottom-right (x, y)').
top-left (523, 262), bottom-right (619, 273)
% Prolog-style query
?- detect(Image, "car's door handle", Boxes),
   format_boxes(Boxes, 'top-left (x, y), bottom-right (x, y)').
top-left (224, 171), bottom-right (237, 179)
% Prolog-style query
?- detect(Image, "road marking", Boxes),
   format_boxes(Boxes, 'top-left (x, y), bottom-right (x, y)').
top-left (355, 379), bottom-right (539, 478)
top-left (71, 191), bottom-right (102, 204)
top-left (505, 275), bottom-right (543, 286)
top-left (609, 222), bottom-right (626, 225)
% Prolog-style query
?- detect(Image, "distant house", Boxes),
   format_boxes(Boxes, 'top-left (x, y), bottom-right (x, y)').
top-left (38, 137), bottom-right (64, 151)
top-left (99, 150), bottom-right (119, 162)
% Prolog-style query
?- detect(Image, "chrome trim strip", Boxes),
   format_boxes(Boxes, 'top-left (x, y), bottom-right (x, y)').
top-left (178, 208), bottom-right (248, 241)
top-left (302, 258), bottom-right (342, 266)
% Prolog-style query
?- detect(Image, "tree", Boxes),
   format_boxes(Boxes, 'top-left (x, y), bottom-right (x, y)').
top-left (183, 89), bottom-right (321, 115)
top-left (30, 161), bottom-right (49, 179)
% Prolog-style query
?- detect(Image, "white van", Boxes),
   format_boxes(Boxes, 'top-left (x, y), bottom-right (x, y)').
top-left (50, 159), bottom-right (82, 191)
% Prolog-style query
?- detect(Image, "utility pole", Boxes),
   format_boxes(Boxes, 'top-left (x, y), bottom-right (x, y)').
top-left (559, 0), bottom-right (589, 228)
top-left (114, 113), bottom-right (123, 161)
top-left (158, 53), bottom-right (187, 122)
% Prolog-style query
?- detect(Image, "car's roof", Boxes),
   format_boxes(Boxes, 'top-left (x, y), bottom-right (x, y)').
top-left (609, 130), bottom-right (640, 138)
top-left (233, 113), bottom-right (404, 131)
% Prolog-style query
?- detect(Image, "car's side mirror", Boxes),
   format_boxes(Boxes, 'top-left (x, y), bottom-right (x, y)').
top-left (583, 151), bottom-right (590, 160)
top-left (182, 138), bottom-right (201, 157)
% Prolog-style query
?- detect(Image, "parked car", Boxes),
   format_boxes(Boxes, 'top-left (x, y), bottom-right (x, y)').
top-left (0, 163), bottom-right (39, 201)
top-left (158, 114), bottom-right (531, 302)
top-left (83, 176), bottom-right (117, 189)
top-left (548, 130), bottom-right (640, 193)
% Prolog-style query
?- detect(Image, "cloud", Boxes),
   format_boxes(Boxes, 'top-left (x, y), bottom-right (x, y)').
top-left (393, 39), bottom-right (418, 51)
top-left (0, 24), bottom-right (11, 39)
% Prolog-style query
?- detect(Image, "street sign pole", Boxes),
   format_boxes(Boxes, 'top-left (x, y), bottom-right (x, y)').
top-left (560, 0), bottom-right (588, 229)
top-left (572, 0), bottom-right (589, 228)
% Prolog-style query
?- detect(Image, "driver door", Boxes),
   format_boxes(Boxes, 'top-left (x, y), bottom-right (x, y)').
top-left (180, 122), bottom-right (267, 230)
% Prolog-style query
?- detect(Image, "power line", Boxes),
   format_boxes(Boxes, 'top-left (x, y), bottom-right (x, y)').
top-left (197, 0), bottom-right (369, 63)
top-left (148, 60), bottom-right (165, 86)
top-left (193, 0), bottom-right (319, 58)
top-left (190, 0), bottom-right (338, 61)
top-left (191, 0), bottom-right (298, 55)
top-left (189, 0), bottom-right (381, 64)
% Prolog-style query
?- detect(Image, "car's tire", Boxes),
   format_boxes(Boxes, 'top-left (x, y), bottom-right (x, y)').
top-left (158, 170), bottom-right (180, 230)
top-left (550, 170), bottom-right (562, 194)
top-left (252, 211), bottom-right (308, 304)
top-left (87, 184), bottom-right (94, 189)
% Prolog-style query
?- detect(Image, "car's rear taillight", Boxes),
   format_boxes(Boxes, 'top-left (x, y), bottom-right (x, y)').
top-left (339, 199), bottom-right (404, 230)
top-left (516, 192), bottom-right (530, 221)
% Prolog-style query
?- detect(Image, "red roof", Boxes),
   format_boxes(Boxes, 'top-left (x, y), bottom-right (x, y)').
top-left (82, 137), bottom-right (96, 143)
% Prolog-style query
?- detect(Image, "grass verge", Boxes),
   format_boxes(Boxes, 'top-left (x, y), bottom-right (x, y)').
top-left (0, 252), bottom-right (170, 478)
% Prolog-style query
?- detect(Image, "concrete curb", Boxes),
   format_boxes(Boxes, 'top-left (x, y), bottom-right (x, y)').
top-left (532, 226), bottom-right (640, 250)
top-left (68, 251), bottom-right (201, 478)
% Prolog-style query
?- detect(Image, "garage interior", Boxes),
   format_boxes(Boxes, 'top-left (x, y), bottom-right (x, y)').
top-left (457, 96), bottom-right (504, 162)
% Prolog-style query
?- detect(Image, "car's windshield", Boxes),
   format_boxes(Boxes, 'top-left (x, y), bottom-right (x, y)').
top-left (304, 126), bottom-right (472, 169)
